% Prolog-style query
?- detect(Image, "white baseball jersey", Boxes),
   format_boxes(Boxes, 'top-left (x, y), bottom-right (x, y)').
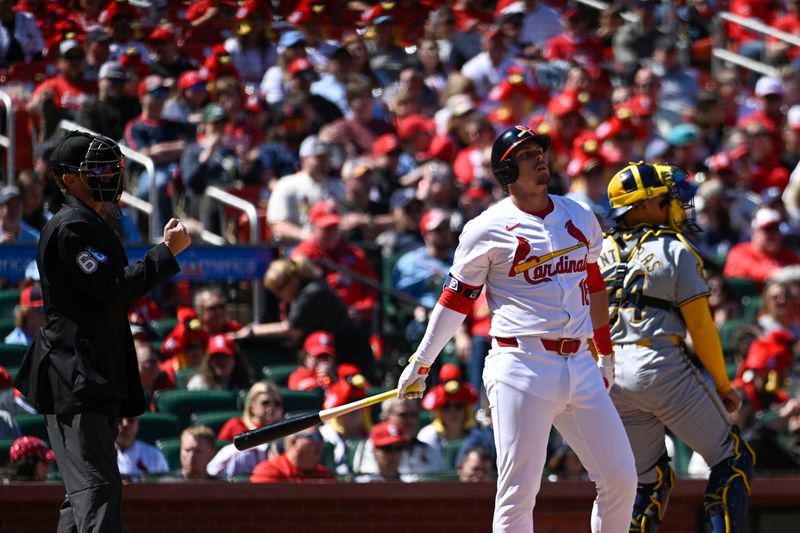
top-left (450, 195), bottom-right (603, 340)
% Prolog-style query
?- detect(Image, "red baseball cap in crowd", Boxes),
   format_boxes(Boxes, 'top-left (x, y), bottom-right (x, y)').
top-left (707, 152), bottom-right (734, 173)
top-left (303, 330), bottom-right (336, 357)
top-left (0, 365), bottom-right (11, 389)
top-left (101, 0), bottom-right (139, 23)
top-left (178, 70), bottom-right (206, 91)
top-left (20, 284), bottom-right (44, 308)
top-left (422, 379), bottom-right (479, 411)
top-left (419, 208), bottom-right (450, 236)
top-left (207, 334), bottom-right (236, 357)
top-left (417, 133), bottom-right (456, 163)
top-left (439, 363), bottom-right (462, 382)
top-left (373, 133), bottom-right (401, 157)
top-left (9, 436), bottom-right (55, 464)
top-left (308, 200), bottom-right (341, 228)
top-left (289, 58), bottom-right (317, 80)
top-left (323, 363), bottom-right (371, 409)
top-left (149, 26), bottom-right (174, 43)
top-left (547, 91), bottom-right (581, 117)
top-left (370, 421), bottom-right (406, 447)
top-left (397, 114), bottom-right (435, 142)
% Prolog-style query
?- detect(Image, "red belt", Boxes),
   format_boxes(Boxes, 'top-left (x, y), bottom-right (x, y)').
top-left (495, 336), bottom-right (582, 355)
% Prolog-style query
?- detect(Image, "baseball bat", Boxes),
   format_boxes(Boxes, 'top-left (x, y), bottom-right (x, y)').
top-left (233, 388), bottom-right (398, 450)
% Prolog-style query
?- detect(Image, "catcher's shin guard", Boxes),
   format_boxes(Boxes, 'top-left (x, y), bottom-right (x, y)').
top-left (630, 453), bottom-right (675, 533)
top-left (703, 427), bottom-right (756, 533)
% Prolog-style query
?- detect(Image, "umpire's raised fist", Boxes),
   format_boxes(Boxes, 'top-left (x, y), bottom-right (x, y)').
top-left (163, 218), bottom-right (192, 256)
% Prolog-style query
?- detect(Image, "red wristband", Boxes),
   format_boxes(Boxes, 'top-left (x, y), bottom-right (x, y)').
top-left (593, 324), bottom-right (613, 355)
top-left (586, 263), bottom-right (605, 293)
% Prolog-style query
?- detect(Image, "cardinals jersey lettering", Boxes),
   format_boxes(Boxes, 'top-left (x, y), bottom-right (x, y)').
top-left (598, 229), bottom-right (709, 344)
top-left (449, 196), bottom-right (602, 339)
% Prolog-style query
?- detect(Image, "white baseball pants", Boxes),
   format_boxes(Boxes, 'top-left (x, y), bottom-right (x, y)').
top-left (484, 339), bottom-right (637, 533)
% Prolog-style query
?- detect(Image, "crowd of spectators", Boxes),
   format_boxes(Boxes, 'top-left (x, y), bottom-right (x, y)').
top-left (1, 0), bottom-right (800, 484)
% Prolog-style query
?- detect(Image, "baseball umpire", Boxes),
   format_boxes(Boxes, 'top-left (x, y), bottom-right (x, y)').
top-left (14, 131), bottom-right (191, 532)
top-left (599, 162), bottom-right (754, 533)
top-left (397, 125), bottom-right (637, 532)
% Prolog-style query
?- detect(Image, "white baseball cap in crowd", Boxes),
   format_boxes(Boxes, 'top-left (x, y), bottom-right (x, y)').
top-left (754, 76), bottom-right (784, 97)
top-left (787, 105), bottom-right (800, 131)
top-left (298, 135), bottom-right (331, 158)
top-left (751, 208), bottom-right (782, 230)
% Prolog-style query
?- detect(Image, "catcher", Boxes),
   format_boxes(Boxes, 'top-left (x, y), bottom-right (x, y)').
top-left (599, 162), bottom-right (754, 533)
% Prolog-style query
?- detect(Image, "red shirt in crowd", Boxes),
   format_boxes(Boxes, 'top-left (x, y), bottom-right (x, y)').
top-left (31, 76), bottom-right (95, 112)
top-left (723, 242), bottom-right (800, 287)
top-left (543, 34), bottom-right (606, 69)
top-left (287, 366), bottom-right (329, 392)
top-left (218, 417), bottom-right (253, 442)
top-left (250, 454), bottom-right (335, 483)
top-left (290, 239), bottom-right (378, 320)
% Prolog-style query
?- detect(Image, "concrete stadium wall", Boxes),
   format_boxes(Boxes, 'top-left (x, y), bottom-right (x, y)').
top-left (2, 478), bottom-right (799, 533)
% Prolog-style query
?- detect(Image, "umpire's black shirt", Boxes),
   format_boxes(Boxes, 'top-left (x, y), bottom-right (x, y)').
top-left (15, 195), bottom-right (180, 417)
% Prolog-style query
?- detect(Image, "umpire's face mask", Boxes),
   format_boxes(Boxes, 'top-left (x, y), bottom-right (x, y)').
top-left (79, 138), bottom-right (125, 204)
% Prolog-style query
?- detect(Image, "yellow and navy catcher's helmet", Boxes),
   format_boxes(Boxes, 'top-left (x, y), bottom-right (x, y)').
top-left (608, 162), bottom-right (695, 229)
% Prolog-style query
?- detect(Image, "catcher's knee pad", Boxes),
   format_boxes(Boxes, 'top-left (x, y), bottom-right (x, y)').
top-left (703, 427), bottom-right (755, 533)
top-left (630, 453), bottom-right (675, 533)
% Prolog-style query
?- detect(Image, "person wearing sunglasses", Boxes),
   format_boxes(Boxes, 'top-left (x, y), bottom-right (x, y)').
top-left (417, 363), bottom-right (479, 462)
top-left (208, 381), bottom-right (285, 480)
top-left (355, 422), bottom-right (410, 483)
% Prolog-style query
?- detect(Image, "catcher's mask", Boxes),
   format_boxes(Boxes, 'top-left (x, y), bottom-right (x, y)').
top-left (52, 131), bottom-right (125, 204)
top-left (607, 162), bottom-right (695, 230)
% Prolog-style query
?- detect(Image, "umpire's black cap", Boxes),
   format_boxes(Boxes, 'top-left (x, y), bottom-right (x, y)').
top-left (50, 131), bottom-right (94, 173)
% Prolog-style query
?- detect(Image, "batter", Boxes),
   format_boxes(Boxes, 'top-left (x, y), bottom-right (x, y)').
top-left (397, 125), bottom-right (637, 532)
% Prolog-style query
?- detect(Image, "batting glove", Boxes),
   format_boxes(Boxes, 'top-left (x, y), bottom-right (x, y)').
top-left (397, 354), bottom-right (431, 399)
top-left (598, 353), bottom-right (615, 392)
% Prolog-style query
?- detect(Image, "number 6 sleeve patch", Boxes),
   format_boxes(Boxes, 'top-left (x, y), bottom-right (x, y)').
top-left (76, 250), bottom-right (98, 274)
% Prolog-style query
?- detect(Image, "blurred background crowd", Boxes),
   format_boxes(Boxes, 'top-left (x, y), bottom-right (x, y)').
top-left (1, 0), bottom-right (800, 485)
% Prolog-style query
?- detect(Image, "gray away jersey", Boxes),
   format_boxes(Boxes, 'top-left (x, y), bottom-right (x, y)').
top-left (597, 229), bottom-right (709, 344)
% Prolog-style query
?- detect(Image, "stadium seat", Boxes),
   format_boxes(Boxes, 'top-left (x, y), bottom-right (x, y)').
top-left (262, 364), bottom-right (297, 386)
top-left (155, 437), bottom-right (182, 471)
top-left (279, 388), bottom-right (324, 413)
top-left (322, 441), bottom-right (336, 472)
top-left (151, 317), bottom-right (178, 339)
top-left (190, 410), bottom-right (242, 435)
top-left (442, 437), bottom-right (465, 469)
top-left (237, 337), bottom-right (296, 373)
top-left (136, 412), bottom-right (181, 446)
top-left (156, 437), bottom-right (227, 471)
top-left (14, 414), bottom-right (49, 441)
top-left (0, 343), bottom-right (28, 368)
top-left (0, 289), bottom-right (21, 319)
top-left (0, 438), bottom-right (15, 467)
top-left (726, 278), bottom-right (760, 301)
top-left (670, 435), bottom-right (694, 479)
top-left (718, 318), bottom-right (753, 357)
top-left (175, 367), bottom-right (196, 389)
top-left (742, 295), bottom-right (763, 321)
top-left (153, 390), bottom-right (239, 428)
top-left (0, 319), bottom-right (15, 339)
